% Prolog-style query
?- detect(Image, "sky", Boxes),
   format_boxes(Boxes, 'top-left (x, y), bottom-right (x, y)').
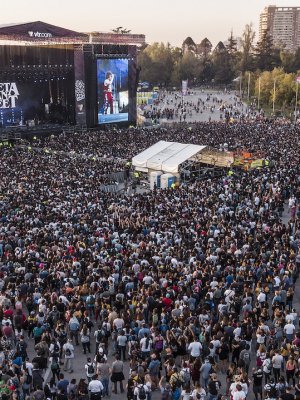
top-left (1, 0), bottom-right (300, 47)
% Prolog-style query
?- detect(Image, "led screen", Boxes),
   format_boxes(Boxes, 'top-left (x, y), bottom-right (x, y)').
top-left (97, 59), bottom-right (129, 124)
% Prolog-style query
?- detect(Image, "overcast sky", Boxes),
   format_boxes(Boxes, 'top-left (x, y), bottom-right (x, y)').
top-left (2, 0), bottom-right (300, 47)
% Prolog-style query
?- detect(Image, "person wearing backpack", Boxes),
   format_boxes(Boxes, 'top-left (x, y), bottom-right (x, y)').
top-left (86, 293), bottom-right (95, 318)
top-left (264, 377), bottom-right (279, 399)
top-left (140, 333), bottom-right (152, 360)
top-left (169, 367), bottom-right (184, 390)
top-left (180, 362), bottom-right (191, 388)
top-left (49, 338), bottom-right (61, 359)
top-left (51, 353), bottom-right (61, 382)
top-left (85, 357), bottom-right (95, 382)
top-left (16, 335), bottom-right (28, 362)
top-left (133, 380), bottom-right (150, 400)
top-left (68, 314), bottom-right (80, 346)
top-left (62, 339), bottom-right (74, 373)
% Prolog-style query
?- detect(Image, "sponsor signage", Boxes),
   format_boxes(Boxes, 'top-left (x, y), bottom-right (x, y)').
top-left (28, 31), bottom-right (53, 38)
top-left (0, 82), bottom-right (19, 108)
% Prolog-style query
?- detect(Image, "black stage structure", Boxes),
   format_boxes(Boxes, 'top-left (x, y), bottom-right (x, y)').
top-left (0, 21), bottom-right (145, 129)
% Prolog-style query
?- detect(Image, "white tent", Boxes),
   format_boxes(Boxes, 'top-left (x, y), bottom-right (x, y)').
top-left (132, 141), bottom-right (207, 174)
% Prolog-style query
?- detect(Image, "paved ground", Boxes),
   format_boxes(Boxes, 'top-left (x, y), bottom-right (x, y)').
top-left (142, 89), bottom-right (246, 124)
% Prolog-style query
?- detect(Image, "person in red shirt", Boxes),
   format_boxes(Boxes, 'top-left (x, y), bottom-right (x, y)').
top-left (162, 294), bottom-right (173, 310)
top-left (3, 306), bottom-right (13, 319)
top-left (2, 322), bottom-right (13, 340)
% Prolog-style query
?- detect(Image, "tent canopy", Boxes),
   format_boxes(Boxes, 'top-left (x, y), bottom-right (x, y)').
top-left (132, 141), bottom-right (207, 173)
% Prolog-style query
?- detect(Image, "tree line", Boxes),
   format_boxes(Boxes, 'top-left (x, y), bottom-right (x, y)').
top-left (137, 23), bottom-right (300, 109)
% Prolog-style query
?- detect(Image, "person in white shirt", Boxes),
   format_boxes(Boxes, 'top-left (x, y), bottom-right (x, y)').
top-left (85, 357), bottom-right (96, 382)
top-left (140, 333), bottom-right (152, 359)
top-left (143, 275), bottom-right (154, 285)
top-left (257, 291), bottom-right (266, 304)
top-left (272, 351), bottom-right (283, 382)
top-left (134, 383), bottom-right (151, 400)
top-left (63, 339), bottom-right (75, 373)
top-left (284, 320), bottom-right (295, 341)
top-left (233, 324), bottom-right (242, 339)
top-left (88, 375), bottom-right (104, 400)
top-left (113, 317), bottom-right (124, 331)
top-left (232, 384), bottom-right (246, 400)
top-left (188, 339), bottom-right (202, 358)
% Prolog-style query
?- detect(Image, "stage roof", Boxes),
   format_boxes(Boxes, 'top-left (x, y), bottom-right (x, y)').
top-left (0, 21), bottom-right (145, 47)
top-left (132, 141), bottom-right (207, 173)
top-left (0, 21), bottom-right (88, 44)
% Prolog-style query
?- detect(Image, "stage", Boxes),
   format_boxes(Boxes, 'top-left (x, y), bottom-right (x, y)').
top-left (98, 113), bottom-right (129, 124)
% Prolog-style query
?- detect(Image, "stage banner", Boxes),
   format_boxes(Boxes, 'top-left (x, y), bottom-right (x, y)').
top-left (74, 47), bottom-right (87, 126)
top-left (182, 80), bottom-right (188, 96)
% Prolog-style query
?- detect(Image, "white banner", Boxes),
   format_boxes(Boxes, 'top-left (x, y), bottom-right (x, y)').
top-left (182, 80), bottom-right (188, 96)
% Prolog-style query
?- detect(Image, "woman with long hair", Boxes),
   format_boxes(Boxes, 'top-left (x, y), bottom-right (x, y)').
top-left (286, 355), bottom-right (297, 387)
top-left (226, 363), bottom-right (236, 396)
top-left (190, 358), bottom-right (201, 386)
top-left (80, 324), bottom-right (91, 354)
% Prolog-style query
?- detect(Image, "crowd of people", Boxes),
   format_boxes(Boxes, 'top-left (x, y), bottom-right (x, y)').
top-left (0, 109), bottom-right (299, 400)
top-left (141, 90), bottom-right (250, 124)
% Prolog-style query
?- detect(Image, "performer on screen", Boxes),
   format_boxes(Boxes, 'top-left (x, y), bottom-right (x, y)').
top-left (103, 71), bottom-right (114, 114)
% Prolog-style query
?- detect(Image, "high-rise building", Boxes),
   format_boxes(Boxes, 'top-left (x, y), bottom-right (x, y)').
top-left (259, 5), bottom-right (300, 51)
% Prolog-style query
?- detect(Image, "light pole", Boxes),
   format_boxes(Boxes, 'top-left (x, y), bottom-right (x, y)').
top-left (258, 77), bottom-right (261, 111)
top-left (239, 73), bottom-right (242, 98)
top-left (295, 78), bottom-right (300, 123)
top-left (272, 79), bottom-right (276, 114)
top-left (247, 72), bottom-right (251, 102)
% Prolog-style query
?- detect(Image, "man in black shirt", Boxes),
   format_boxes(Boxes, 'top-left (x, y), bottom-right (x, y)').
top-left (252, 368), bottom-right (263, 400)
top-left (279, 386), bottom-right (294, 400)
top-left (207, 373), bottom-right (221, 399)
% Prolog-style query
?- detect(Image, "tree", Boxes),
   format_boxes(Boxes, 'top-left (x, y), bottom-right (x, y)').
top-left (112, 27), bottom-right (123, 33)
top-left (226, 31), bottom-right (237, 56)
top-left (255, 70), bottom-right (273, 105)
top-left (280, 50), bottom-right (295, 73)
top-left (197, 38), bottom-right (213, 60)
top-left (291, 48), bottom-right (300, 72)
top-left (212, 42), bottom-right (234, 84)
top-left (172, 51), bottom-right (198, 83)
top-left (254, 68), bottom-right (296, 108)
top-left (137, 42), bottom-right (174, 86)
top-left (182, 37), bottom-right (197, 54)
top-left (112, 27), bottom-right (131, 34)
top-left (240, 23), bottom-right (256, 72)
top-left (255, 29), bottom-right (277, 71)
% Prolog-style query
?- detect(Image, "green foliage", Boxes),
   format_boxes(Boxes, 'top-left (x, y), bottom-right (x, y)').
top-left (136, 25), bottom-right (300, 101)
top-left (254, 68), bottom-right (297, 108)
top-left (240, 23), bottom-right (256, 72)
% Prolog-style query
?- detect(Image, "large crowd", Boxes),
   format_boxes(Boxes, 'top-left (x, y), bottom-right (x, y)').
top-left (0, 113), bottom-right (299, 400)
